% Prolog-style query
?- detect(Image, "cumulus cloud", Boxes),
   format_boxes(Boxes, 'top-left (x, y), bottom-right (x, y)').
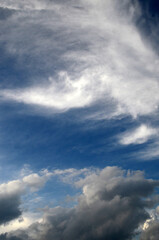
top-left (140, 221), bottom-right (159, 240)
top-left (119, 124), bottom-right (158, 145)
top-left (0, 169), bottom-right (51, 225)
top-left (0, 0), bottom-right (159, 118)
top-left (0, 212), bottom-right (42, 235)
top-left (1, 166), bottom-right (159, 240)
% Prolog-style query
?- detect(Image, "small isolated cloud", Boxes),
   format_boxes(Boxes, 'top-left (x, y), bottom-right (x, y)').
top-left (119, 124), bottom-right (158, 145)
top-left (1, 166), bottom-right (159, 240)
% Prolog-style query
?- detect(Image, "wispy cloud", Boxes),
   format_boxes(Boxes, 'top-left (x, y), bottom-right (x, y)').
top-left (119, 124), bottom-right (158, 145)
top-left (138, 142), bottom-right (159, 160)
top-left (0, 0), bottom-right (51, 10)
top-left (0, 0), bottom-right (159, 119)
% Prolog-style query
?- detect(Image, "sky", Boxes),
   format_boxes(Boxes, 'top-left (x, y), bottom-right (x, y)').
top-left (0, 0), bottom-right (159, 239)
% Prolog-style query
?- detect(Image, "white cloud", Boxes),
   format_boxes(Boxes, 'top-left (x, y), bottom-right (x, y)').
top-left (0, 170), bottom-right (52, 196)
top-left (1, 72), bottom-right (94, 111)
top-left (23, 172), bottom-right (50, 192)
top-left (0, 0), bottom-right (159, 118)
top-left (119, 124), bottom-right (158, 145)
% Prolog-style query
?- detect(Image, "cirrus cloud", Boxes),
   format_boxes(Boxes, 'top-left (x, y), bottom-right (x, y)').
top-left (119, 124), bottom-right (158, 145)
top-left (0, 0), bottom-right (159, 119)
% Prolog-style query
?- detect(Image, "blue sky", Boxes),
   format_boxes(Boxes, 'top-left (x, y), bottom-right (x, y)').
top-left (0, 0), bottom-right (159, 239)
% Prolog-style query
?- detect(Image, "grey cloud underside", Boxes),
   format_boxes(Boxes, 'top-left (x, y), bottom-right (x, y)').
top-left (0, 7), bottom-right (15, 20)
top-left (1, 167), bottom-right (159, 240)
top-left (0, 235), bottom-right (22, 240)
top-left (0, 194), bottom-right (21, 225)
top-left (0, 171), bottom-right (51, 226)
top-left (140, 221), bottom-right (159, 240)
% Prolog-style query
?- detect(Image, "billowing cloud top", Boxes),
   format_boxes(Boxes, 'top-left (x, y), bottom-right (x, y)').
top-left (0, 166), bottom-right (159, 240)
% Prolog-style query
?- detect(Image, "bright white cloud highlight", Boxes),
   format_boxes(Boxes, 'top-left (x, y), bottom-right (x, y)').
top-left (119, 124), bottom-right (158, 145)
top-left (0, 0), bottom-right (159, 118)
top-left (0, 212), bottom-right (42, 234)
top-left (1, 72), bottom-right (94, 111)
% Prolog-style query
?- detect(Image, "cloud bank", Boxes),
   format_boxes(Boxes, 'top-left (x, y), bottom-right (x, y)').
top-left (0, 166), bottom-right (159, 240)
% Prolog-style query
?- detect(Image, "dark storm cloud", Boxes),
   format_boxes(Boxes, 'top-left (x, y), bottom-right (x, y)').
top-left (0, 194), bottom-right (21, 225)
top-left (0, 7), bottom-right (15, 20)
top-left (0, 234), bottom-right (22, 240)
top-left (2, 167), bottom-right (159, 240)
top-left (0, 170), bottom-right (51, 226)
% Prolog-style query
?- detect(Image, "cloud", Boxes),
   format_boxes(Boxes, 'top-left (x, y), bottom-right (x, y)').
top-left (117, 124), bottom-right (159, 160)
top-left (1, 166), bottom-right (159, 240)
top-left (0, 0), bottom-right (50, 11)
top-left (0, 7), bottom-right (15, 20)
top-left (0, 212), bottom-right (42, 235)
top-left (140, 204), bottom-right (159, 240)
top-left (0, 193), bottom-right (21, 226)
top-left (0, 169), bottom-right (51, 225)
top-left (52, 167), bottom-right (94, 184)
top-left (119, 124), bottom-right (158, 145)
top-left (22, 170), bottom-right (52, 191)
top-left (0, 72), bottom-right (94, 111)
top-left (140, 221), bottom-right (159, 240)
top-left (0, 0), bottom-right (159, 118)
top-left (137, 142), bottom-right (159, 160)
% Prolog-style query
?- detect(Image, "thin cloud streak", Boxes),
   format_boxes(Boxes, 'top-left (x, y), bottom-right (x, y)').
top-left (119, 124), bottom-right (158, 145)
